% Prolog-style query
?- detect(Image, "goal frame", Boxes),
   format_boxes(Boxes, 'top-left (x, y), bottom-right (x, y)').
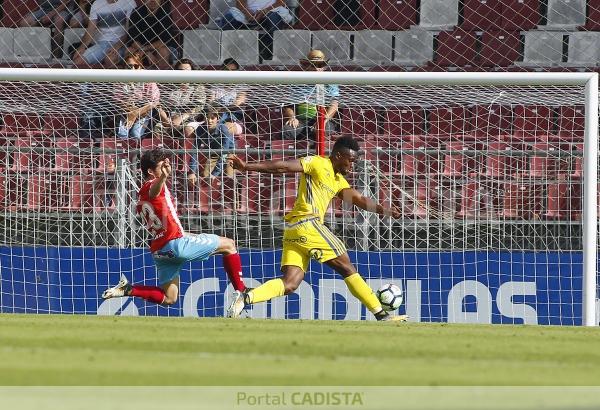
top-left (0, 68), bottom-right (596, 326)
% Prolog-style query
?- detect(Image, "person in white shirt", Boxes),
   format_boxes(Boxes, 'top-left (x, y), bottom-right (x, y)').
top-left (219, 0), bottom-right (292, 60)
top-left (72, 0), bottom-right (136, 65)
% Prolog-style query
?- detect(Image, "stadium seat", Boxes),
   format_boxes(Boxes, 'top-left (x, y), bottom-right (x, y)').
top-left (397, 137), bottom-right (429, 176)
top-left (434, 29), bottom-right (478, 67)
top-left (461, 0), bottom-right (503, 30)
top-left (519, 31), bottom-right (564, 66)
top-left (170, 0), bottom-right (209, 29)
top-left (13, 27), bottom-right (51, 60)
top-left (311, 31), bottom-right (352, 65)
top-left (64, 174), bottom-right (95, 212)
top-left (566, 32), bottom-right (600, 67)
top-left (569, 142), bottom-right (583, 179)
top-left (28, 171), bottom-right (77, 211)
top-left (0, 137), bottom-right (11, 171)
top-left (340, 107), bottom-right (381, 136)
top-left (209, 177), bottom-right (237, 213)
top-left (295, 0), bottom-right (376, 29)
top-left (512, 105), bottom-right (555, 141)
top-left (378, 0), bottom-right (418, 30)
top-left (427, 106), bottom-right (470, 138)
top-left (557, 105), bottom-right (585, 142)
top-left (468, 105), bottom-right (513, 139)
top-left (62, 28), bottom-right (85, 59)
top-left (543, 179), bottom-right (571, 220)
top-left (281, 175), bottom-right (299, 213)
top-left (1, 0), bottom-right (37, 27)
top-left (0, 28), bottom-right (13, 59)
top-left (479, 141), bottom-right (513, 178)
top-left (268, 140), bottom-right (310, 162)
top-left (12, 136), bottom-right (52, 171)
top-left (53, 138), bottom-right (93, 172)
top-left (271, 30), bottom-right (311, 65)
top-left (45, 115), bottom-right (79, 137)
top-left (393, 30), bottom-right (435, 66)
top-left (501, 181), bottom-right (541, 219)
top-left (378, 177), bottom-right (438, 219)
top-left (0, 172), bottom-right (27, 210)
top-left (382, 106), bottom-right (426, 137)
top-left (528, 143), bottom-right (560, 178)
top-left (420, 0), bottom-right (459, 29)
top-left (545, 0), bottom-right (586, 29)
top-left (441, 141), bottom-right (468, 177)
top-left (1, 113), bottom-right (47, 137)
top-left (255, 107), bottom-right (285, 137)
top-left (501, 0), bottom-right (540, 30)
top-left (582, 0), bottom-right (600, 30)
top-left (220, 30), bottom-right (259, 65)
top-left (353, 30), bottom-right (393, 66)
top-left (478, 31), bottom-right (521, 67)
top-left (182, 30), bottom-right (222, 65)
top-left (238, 175), bottom-right (280, 214)
top-left (96, 139), bottom-right (135, 174)
top-left (295, 0), bottom-right (334, 29)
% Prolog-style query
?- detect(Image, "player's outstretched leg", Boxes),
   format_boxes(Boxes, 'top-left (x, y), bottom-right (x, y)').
top-left (102, 275), bottom-right (169, 305)
top-left (210, 236), bottom-right (249, 317)
top-left (227, 265), bottom-right (302, 318)
top-left (326, 254), bottom-right (407, 322)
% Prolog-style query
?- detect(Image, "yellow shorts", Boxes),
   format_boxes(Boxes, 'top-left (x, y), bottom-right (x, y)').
top-left (281, 218), bottom-right (347, 272)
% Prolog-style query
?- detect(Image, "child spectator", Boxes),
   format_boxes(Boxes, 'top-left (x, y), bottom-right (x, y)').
top-left (188, 107), bottom-right (235, 185)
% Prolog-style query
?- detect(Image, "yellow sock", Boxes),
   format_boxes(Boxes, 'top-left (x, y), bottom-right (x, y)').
top-left (247, 278), bottom-right (285, 304)
top-left (344, 273), bottom-right (383, 314)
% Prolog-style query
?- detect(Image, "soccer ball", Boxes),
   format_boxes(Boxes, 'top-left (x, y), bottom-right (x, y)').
top-left (376, 283), bottom-right (403, 312)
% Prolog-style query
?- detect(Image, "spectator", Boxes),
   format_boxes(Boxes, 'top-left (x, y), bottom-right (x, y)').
top-left (219, 0), bottom-right (292, 60)
top-left (72, 0), bottom-right (136, 66)
top-left (116, 53), bottom-right (159, 139)
top-left (106, 0), bottom-right (177, 68)
top-left (18, 0), bottom-right (77, 59)
top-left (69, 0), bottom-right (92, 28)
top-left (188, 108), bottom-right (235, 185)
top-left (157, 58), bottom-right (207, 139)
top-left (208, 58), bottom-right (247, 137)
top-left (282, 49), bottom-right (339, 141)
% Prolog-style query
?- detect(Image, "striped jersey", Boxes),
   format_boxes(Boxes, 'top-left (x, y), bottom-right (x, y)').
top-left (284, 156), bottom-right (350, 224)
top-left (137, 179), bottom-right (184, 252)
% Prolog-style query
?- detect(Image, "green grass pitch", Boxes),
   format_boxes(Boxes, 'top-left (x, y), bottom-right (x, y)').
top-left (1, 314), bottom-right (600, 386)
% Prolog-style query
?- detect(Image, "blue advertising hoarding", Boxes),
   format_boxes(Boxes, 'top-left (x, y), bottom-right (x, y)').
top-left (0, 246), bottom-right (586, 325)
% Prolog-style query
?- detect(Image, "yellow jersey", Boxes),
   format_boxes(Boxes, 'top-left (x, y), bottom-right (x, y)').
top-left (284, 156), bottom-right (351, 224)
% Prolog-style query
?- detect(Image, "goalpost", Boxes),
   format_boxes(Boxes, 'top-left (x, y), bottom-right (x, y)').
top-left (0, 68), bottom-right (597, 326)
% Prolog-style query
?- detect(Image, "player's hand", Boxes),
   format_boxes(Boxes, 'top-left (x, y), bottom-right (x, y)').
top-left (384, 205), bottom-right (402, 218)
top-left (161, 158), bottom-right (172, 179)
top-left (229, 155), bottom-right (246, 172)
top-left (285, 117), bottom-right (300, 128)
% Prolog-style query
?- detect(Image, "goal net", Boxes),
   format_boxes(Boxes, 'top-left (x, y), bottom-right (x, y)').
top-left (0, 69), bottom-right (597, 325)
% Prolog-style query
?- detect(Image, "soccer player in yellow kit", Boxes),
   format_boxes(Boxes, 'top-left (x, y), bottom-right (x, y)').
top-left (228, 136), bottom-right (406, 321)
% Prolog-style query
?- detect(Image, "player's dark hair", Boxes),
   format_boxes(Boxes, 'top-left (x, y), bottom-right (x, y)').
top-left (140, 148), bottom-right (169, 178)
top-left (331, 135), bottom-right (360, 155)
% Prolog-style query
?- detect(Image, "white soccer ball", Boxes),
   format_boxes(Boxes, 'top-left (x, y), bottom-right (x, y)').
top-left (376, 283), bottom-right (403, 312)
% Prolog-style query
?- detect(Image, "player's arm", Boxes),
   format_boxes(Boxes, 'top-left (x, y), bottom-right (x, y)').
top-left (229, 154), bottom-right (303, 174)
top-left (148, 159), bottom-right (171, 199)
top-left (338, 188), bottom-right (401, 218)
